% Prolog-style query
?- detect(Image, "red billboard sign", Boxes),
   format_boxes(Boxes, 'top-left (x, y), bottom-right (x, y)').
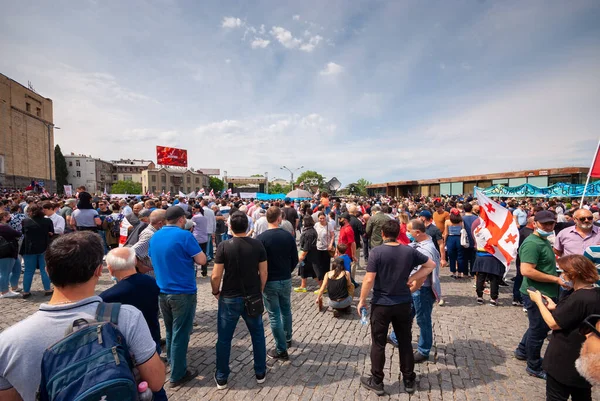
top-left (156, 146), bottom-right (188, 167)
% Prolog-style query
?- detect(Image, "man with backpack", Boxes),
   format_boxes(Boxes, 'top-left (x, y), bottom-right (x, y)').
top-left (0, 231), bottom-right (166, 401)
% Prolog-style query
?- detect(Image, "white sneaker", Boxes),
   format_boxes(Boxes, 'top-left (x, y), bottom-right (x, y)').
top-left (0, 291), bottom-right (20, 299)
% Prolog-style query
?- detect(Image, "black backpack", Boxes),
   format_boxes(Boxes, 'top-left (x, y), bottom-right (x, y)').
top-left (0, 236), bottom-right (15, 259)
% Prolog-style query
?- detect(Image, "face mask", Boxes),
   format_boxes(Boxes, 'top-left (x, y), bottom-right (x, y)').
top-left (407, 233), bottom-right (415, 243)
top-left (560, 274), bottom-right (573, 289)
top-left (110, 276), bottom-right (118, 284)
top-left (536, 228), bottom-right (553, 237)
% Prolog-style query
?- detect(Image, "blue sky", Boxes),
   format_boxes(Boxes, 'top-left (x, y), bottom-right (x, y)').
top-left (1, 0), bottom-right (599, 186)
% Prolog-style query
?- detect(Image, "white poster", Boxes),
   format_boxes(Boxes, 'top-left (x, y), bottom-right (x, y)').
top-left (64, 185), bottom-right (73, 197)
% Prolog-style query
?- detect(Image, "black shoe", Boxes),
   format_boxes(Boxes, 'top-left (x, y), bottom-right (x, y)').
top-left (476, 297), bottom-right (484, 305)
top-left (22, 292), bottom-right (31, 299)
top-left (169, 368), bottom-right (198, 388)
top-left (414, 352), bottom-right (428, 363)
top-left (360, 376), bottom-right (385, 396)
top-left (386, 335), bottom-right (398, 347)
top-left (214, 374), bottom-right (228, 390)
top-left (403, 377), bottom-right (416, 394)
top-left (267, 349), bottom-right (289, 361)
top-left (287, 340), bottom-right (292, 348)
top-left (333, 309), bottom-right (340, 318)
top-left (256, 372), bottom-right (266, 384)
top-left (514, 350), bottom-right (527, 361)
top-left (499, 280), bottom-right (509, 287)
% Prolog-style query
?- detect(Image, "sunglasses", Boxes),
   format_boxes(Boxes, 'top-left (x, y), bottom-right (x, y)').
top-left (578, 216), bottom-right (594, 222)
top-left (579, 315), bottom-right (600, 337)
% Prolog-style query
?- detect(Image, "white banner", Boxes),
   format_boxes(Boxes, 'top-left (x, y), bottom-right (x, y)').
top-left (64, 185), bottom-right (72, 197)
top-left (239, 192), bottom-right (257, 199)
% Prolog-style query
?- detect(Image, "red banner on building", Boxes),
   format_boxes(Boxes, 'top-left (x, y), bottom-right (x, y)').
top-left (156, 146), bottom-right (188, 167)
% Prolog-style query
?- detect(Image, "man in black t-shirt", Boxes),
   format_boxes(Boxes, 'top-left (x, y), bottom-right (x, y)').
top-left (282, 198), bottom-right (299, 237)
top-left (358, 220), bottom-right (435, 396)
top-left (211, 211), bottom-right (268, 390)
top-left (257, 207), bottom-right (299, 361)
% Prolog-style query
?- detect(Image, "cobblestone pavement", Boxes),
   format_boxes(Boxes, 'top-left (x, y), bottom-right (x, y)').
top-left (1, 262), bottom-right (598, 401)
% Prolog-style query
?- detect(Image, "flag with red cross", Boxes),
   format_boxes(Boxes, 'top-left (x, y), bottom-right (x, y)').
top-left (474, 189), bottom-right (520, 269)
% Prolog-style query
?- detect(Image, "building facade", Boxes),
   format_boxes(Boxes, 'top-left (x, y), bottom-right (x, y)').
top-left (65, 154), bottom-right (114, 194)
top-left (111, 159), bottom-right (155, 183)
top-left (141, 167), bottom-right (209, 195)
top-left (367, 167), bottom-right (590, 197)
top-left (0, 73), bottom-right (55, 191)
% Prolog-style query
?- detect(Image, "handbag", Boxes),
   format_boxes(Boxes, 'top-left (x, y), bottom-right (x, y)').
top-left (460, 228), bottom-right (470, 248)
top-left (232, 238), bottom-right (264, 318)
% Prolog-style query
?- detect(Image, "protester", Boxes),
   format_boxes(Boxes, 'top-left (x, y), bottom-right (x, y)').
top-left (554, 208), bottom-right (600, 257)
top-left (202, 199), bottom-right (216, 261)
top-left (42, 202), bottom-right (64, 235)
top-left (462, 203), bottom-right (478, 277)
top-left (132, 209), bottom-right (166, 273)
top-left (338, 212), bottom-right (357, 281)
top-left (257, 206), bottom-right (298, 360)
top-left (282, 197), bottom-right (299, 236)
top-left (0, 231), bottom-right (166, 401)
top-left (20, 205), bottom-right (54, 298)
top-left (528, 255), bottom-right (600, 400)
top-left (294, 216), bottom-right (319, 293)
top-left (71, 194), bottom-right (101, 232)
top-left (0, 211), bottom-right (21, 299)
top-left (366, 204), bottom-right (387, 249)
top-left (315, 257), bottom-right (354, 317)
top-left (124, 208), bottom-right (151, 246)
top-left (211, 211), bottom-right (268, 389)
top-left (192, 203), bottom-right (209, 277)
top-left (149, 206), bottom-right (206, 387)
top-left (358, 219), bottom-right (436, 395)
top-left (444, 208), bottom-right (466, 279)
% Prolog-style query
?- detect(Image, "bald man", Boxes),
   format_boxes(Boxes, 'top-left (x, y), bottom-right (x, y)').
top-left (555, 209), bottom-right (600, 257)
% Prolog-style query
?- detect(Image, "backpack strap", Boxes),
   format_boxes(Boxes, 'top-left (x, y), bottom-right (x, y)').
top-left (95, 302), bottom-right (121, 325)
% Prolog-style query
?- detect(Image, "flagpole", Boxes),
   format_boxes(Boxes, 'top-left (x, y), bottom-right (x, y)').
top-left (581, 139), bottom-right (600, 205)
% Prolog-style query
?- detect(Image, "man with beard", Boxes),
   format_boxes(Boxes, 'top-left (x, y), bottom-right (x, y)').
top-left (555, 209), bottom-right (600, 257)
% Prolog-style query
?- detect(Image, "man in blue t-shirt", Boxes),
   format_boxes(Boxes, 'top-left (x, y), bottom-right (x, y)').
top-left (357, 220), bottom-right (435, 396)
top-left (149, 206), bottom-right (206, 388)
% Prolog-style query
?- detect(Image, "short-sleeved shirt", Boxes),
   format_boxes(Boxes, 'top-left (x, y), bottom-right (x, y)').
top-left (513, 208), bottom-right (528, 226)
top-left (554, 226), bottom-right (600, 257)
top-left (72, 208), bottom-right (99, 228)
top-left (215, 236), bottom-right (267, 297)
top-left (519, 234), bottom-right (559, 298)
top-left (543, 288), bottom-right (600, 388)
top-left (282, 207), bottom-right (299, 228)
top-left (339, 224), bottom-right (355, 258)
top-left (149, 225), bottom-right (202, 294)
top-left (257, 228), bottom-right (298, 282)
top-left (314, 223), bottom-right (332, 251)
top-left (0, 296), bottom-right (156, 400)
top-left (425, 223), bottom-right (443, 253)
top-left (192, 214), bottom-right (208, 244)
top-left (367, 244), bottom-right (429, 305)
top-left (100, 274), bottom-right (161, 346)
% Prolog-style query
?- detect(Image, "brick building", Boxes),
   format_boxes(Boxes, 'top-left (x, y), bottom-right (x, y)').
top-left (0, 73), bottom-right (55, 191)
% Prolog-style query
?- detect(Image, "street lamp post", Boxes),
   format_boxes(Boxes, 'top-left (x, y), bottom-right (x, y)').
top-left (45, 124), bottom-right (60, 194)
top-left (280, 165), bottom-right (304, 190)
top-left (265, 171), bottom-right (269, 193)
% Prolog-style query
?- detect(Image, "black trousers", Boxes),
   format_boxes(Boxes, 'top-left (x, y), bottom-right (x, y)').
top-left (198, 242), bottom-right (208, 275)
top-left (546, 374), bottom-right (591, 401)
top-left (370, 303), bottom-right (415, 384)
top-left (463, 248), bottom-right (476, 276)
top-left (476, 272), bottom-right (500, 300)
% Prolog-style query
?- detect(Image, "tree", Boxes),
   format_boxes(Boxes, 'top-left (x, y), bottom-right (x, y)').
top-left (269, 183), bottom-right (291, 194)
top-left (346, 178), bottom-right (372, 196)
top-left (250, 174), bottom-right (264, 177)
top-left (111, 180), bottom-right (142, 194)
top-left (295, 170), bottom-right (326, 189)
top-left (54, 145), bottom-right (69, 193)
top-left (210, 176), bottom-right (225, 191)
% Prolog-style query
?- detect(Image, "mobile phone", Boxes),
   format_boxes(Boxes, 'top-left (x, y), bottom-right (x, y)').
top-left (527, 286), bottom-right (538, 293)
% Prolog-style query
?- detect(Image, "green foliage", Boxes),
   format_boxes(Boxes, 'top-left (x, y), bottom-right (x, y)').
top-left (111, 180), bottom-right (142, 194)
top-left (210, 176), bottom-right (225, 191)
top-left (346, 178), bottom-right (372, 196)
top-left (54, 145), bottom-right (69, 193)
top-left (295, 170), bottom-right (326, 189)
top-left (250, 174), bottom-right (264, 177)
top-left (269, 183), bottom-right (291, 194)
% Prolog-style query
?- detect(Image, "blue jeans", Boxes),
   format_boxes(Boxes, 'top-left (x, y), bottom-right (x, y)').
top-left (206, 237), bottom-right (214, 261)
top-left (10, 256), bottom-right (21, 289)
top-left (388, 301), bottom-right (416, 346)
top-left (516, 294), bottom-right (551, 371)
top-left (216, 296), bottom-right (266, 381)
top-left (263, 279), bottom-right (293, 354)
top-left (159, 293), bottom-right (197, 382)
top-left (22, 253), bottom-right (51, 292)
top-left (446, 236), bottom-right (466, 274)
top-left (412, 287), bottom-right (435, 357)
top-left (99, 230), bottom-right (109, 254)
top-left (329, 295), bottom-right (352, 309)
top-left (0, 258), bottom-right (15, 292)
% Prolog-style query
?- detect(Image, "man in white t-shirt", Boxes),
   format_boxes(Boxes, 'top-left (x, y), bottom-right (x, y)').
top-left (0, 232), bottom-right (166, 401)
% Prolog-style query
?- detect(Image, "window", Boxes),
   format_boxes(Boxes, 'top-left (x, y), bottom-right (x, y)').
top-left (152, 186), bottom-right (156, 193)
top-left (113, 175), bottom-right (118, 181)
top-left (186, 176), bottom-right (191, 183)
top-left (76, 171), bottom-right (81, 177)
top-left (124, 175), bottom-right (133, 181)
top-left (161, 174), bottom-right (166, 183)
top-left (187, 187), bottom-right (191, 192)
top-left (36, 107), bottom-right (41, 117)
top-left (195, 177), bottom-right (199, 184)
top-left (76, 160), bottom-right (80, 167)
top-left (151, 175), bottom-right (156, 182)
top-left (26, 103), bottom-right (31, 112)
top-left (68, 161), bottom-right (73, 167)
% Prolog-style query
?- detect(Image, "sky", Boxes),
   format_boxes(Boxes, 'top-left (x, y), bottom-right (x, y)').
top-left (1, 0), bottom-right (599, 187)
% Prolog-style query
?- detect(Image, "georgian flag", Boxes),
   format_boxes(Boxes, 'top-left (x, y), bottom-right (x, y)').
top-left (178, 191), bottom-right (186, 198)
top-left (474, 189), bottom-right (520, 269)
top-left (187, 191), bottom-right (196, 198)
top-left (209, 189), bottom-right (215, 198)
top-left (314, 188), bottom-right (320, 199)
top-left (226, 188), bottom-right (232, 195)
top-left (199, 188), bottom-right (205, 195)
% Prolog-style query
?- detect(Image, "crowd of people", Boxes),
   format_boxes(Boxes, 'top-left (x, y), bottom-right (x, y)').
top-left (0, 185), bottom-right (599, 400)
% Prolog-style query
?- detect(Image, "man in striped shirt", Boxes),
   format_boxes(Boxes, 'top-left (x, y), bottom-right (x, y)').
top-left (133, 209), bottom-right (166, 273)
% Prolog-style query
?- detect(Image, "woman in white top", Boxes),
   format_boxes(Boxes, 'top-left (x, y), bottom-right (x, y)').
top-left (314, 212), bottom-right (335, 285)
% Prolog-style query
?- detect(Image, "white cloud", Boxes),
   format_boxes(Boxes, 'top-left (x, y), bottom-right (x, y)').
top-left (320, 62), bottom-right (343, 76)
top-left (222, 17), bottom-right (243, 29)
top-left (259, 24), bottom-right (265, 34)
top-left (300, 35), bottom-right (322, 52)
top-left (225, 59), bottom-right (231, 64)
top-left (250, 38), bottom-right (270, 49)
top-left (293, 15), bottom-right (300, 21)
top-left (270, 26), bottom-right (302, 49)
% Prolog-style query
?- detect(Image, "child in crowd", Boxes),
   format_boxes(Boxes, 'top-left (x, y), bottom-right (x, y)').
top-left (336, 243), bottom-right (360, 289)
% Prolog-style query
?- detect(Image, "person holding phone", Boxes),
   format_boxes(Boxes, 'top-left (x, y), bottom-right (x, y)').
top-left (527, 255), bottom-right (600, 401)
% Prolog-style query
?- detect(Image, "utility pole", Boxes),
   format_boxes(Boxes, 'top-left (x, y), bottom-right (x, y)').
top-left (265, 171), bottom-right (269, 193)
top-left (280, 165), bottom-right (303, 190)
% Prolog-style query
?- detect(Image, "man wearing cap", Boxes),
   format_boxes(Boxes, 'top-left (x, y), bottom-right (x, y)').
top-left (554, 208), bottom-right (600, 257)
top-left (366, 205), bottom-right (388, 249)
top-left (515, 210), bottom-right (569, 379)
top-left (419, 210), bottom-right (447, 266)
top-left (149, 206), bottom-right (206, 387)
